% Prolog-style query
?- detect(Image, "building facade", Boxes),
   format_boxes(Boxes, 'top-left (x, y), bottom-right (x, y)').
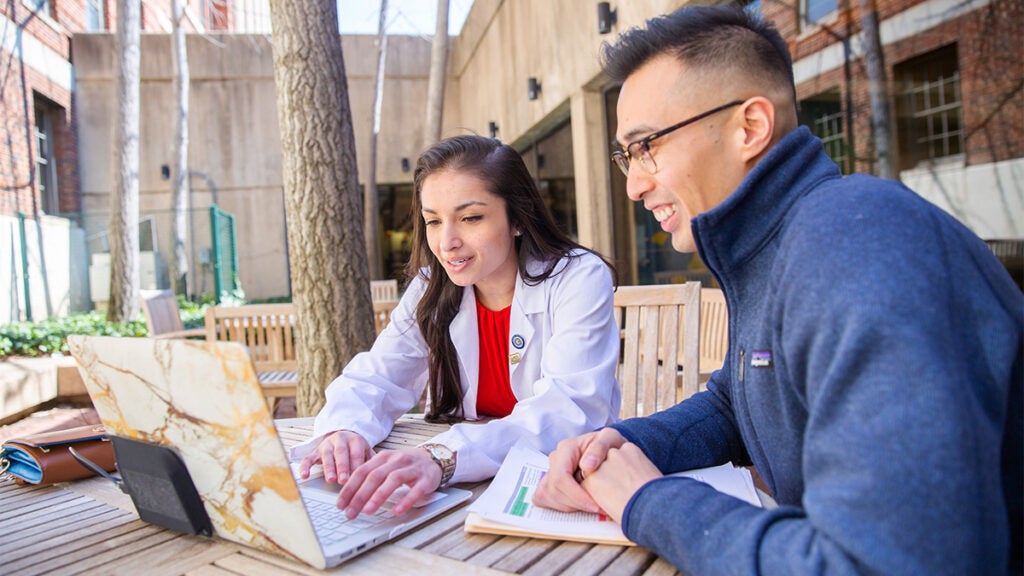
top-left (4, 0), bottom-right (1021, 323)
top-left (0, 0), bottom-right (271, 322)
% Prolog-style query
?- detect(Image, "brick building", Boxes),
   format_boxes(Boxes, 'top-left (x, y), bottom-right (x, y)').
top-left (770, 0), bottom-right (1024, 177)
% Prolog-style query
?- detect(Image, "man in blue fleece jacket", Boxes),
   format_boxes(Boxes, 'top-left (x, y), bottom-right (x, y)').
top-left (533, 5), bottom-right (1022, 575)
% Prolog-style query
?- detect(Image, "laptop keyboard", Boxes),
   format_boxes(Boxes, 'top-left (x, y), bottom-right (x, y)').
top-left (303, 496), bottom-right (395, 544)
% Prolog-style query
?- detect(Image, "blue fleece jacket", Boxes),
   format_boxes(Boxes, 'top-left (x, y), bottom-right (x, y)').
top-left (613, 127), bottom-right (1023, 575)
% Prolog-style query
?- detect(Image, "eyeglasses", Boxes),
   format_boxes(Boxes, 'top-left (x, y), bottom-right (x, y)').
top-left (611, 100), bottom-right (745, 176)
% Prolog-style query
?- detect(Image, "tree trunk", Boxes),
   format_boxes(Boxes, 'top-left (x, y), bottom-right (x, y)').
top-left (423, 0), bottom-right (449, 145)
top-left (171, 0), bottom-right (191, 296)
top-left (857, 0), bottom-right (894, 178)
top-left (365, 0), bottom-right (388, 280)
top-left (107, 0), bottom-right (141, 323)
top-left (268, 0), bottom-right (376, 416)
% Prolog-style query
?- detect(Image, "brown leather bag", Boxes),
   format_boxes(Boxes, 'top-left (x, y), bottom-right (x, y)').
top-left (0, 424), bottom-right (116, 485)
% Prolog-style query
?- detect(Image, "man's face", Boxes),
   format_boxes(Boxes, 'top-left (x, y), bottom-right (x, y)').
top-left (615, 55), bottom-right (741, 253)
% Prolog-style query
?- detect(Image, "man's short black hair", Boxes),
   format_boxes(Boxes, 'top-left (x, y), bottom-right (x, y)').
top-left (601, 5), bottom-right (795, 102)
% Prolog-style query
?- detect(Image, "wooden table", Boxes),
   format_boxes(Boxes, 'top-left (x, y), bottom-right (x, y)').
top-left (1, 416), bottom-right (680, 575)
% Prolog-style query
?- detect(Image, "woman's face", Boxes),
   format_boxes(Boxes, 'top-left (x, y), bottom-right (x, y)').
top-left (420, 169), bottom-right (520, 308)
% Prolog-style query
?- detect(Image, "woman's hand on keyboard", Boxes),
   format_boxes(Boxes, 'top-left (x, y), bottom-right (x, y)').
top-left (299, 430), bottom-right (374, 485)
top-left (336, 448), bottom-right (442, 519)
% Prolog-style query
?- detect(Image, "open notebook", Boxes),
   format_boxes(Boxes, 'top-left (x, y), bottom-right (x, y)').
top-left (67, 335), bottom-right (471, 569)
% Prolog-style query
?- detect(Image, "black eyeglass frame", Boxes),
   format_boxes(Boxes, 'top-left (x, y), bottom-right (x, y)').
top-left (611, 99), bottom-right (745, 176)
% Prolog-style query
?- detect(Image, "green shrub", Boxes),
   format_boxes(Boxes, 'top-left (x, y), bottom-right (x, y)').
top-left (0, 293), bottom-right (270, 359)
top-left (0, 312), bottom-right (148, 359)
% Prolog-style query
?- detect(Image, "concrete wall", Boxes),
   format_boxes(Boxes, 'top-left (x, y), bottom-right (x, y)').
top-left (72, 32), bottom-right (435, 300)
top-left (449, 0), bottom-right (683, 142)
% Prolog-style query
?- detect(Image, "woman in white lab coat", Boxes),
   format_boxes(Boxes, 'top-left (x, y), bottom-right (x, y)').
top-left (294, 135), bottom-right (621, 519)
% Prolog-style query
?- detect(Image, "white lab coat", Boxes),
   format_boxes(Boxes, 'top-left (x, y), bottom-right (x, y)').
top-left (291, 250), bottom-right (621, 483)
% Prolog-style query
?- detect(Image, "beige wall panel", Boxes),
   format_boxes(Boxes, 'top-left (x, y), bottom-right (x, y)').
top-left (187, 79), bottom-right (283, 189)
top-left (74, 81), bottom-right (115, 195)
top-left (73, 33), bottom-right (432, 300)
top-left (450, 0), bottom-right (686, 144)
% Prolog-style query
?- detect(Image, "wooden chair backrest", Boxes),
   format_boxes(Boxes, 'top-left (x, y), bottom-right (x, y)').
top-left (613, 282), bottom-right (701, 419)
top-left (140, 289), bottom-right (185, 335)
top-left (205, 304), bottom-right (298, 372)
top-left (370, 279), bottom-right (399, 303)
top-left (373, 300), bottom-right (399, 335)
top-left (699, 288), bottom-right (729, 377)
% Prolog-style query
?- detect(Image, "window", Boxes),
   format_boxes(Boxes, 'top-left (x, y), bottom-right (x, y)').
top-left (895, 45), bottom-right (963, 171)
top-left (202, 0), bottom-right (230, 30)
top-left (86, 0), bottom-right (105, 30)
top-left (25, 0), bottom-right (53, 19)
top-left (33, 98), bottom-right (60, 214)
top-left (802, 0), bottom-right (837, 26)
top-left (800, 90), bottom-right (848, 173)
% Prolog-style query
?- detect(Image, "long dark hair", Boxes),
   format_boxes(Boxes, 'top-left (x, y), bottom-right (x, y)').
top-left (407, 135), bottom-right (612, 423)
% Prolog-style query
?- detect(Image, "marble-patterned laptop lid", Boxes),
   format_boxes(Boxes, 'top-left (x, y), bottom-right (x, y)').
top-left (67, 335), bottom-right (326, 569)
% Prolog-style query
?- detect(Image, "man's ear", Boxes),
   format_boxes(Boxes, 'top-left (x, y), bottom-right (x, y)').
top-left (737, 97), bottom-right (776, 163)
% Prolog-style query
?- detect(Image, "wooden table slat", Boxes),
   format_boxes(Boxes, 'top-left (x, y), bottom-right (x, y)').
top-left (186, 564), bottom-right (244, 576)
top-left (598, 545), bottom-right (660, 576)
top-left (392, 505), bottom-right (471, 550)
top-left (16, 525), bottom-right (180, 576)
top-left (93, 535), bottom-right (241, 576)
top-left (2, 512), bottom-right (140, 570)
top-left (212, 551), bottom-right (311, 576)
top-left (0, 480), bottom-right (52, 495)
top-left (491, 537), bottom-right (562, 572)
top-left (0, 484), bottom-right (72, 510)
top-left (641, 557), bottom-right (684, 576)
top-left (464, 534), bottom-right (530, 567)
top-left (0, 496), bottom-right (109, 540)
top-left (0, 490), bottom-right (82, 530)
top-left (427, 530), bottom-right (502, 561)
top-left (522, 541), bottom-right (594, 576)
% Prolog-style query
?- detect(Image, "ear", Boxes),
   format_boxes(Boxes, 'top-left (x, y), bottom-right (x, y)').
top-left (736, 97), bottom-right (776, 163)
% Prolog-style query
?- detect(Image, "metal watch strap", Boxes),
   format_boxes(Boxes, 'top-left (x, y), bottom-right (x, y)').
top-left (421, 443), bottom-right (456, 488)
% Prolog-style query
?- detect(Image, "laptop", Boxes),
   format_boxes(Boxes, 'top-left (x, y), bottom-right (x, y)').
top-left (66, 335), bottom-right (472, 569)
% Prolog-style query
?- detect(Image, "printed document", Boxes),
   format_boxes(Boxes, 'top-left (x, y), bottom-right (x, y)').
top-left (465, 445), bottom-right (762, 545)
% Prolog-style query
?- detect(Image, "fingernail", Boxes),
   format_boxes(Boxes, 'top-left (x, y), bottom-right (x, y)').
top-left (581, 456), bottom-right (597, 469)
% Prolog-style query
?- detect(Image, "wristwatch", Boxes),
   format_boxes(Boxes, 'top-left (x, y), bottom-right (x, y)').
top-left (420, 443), bottom-right (457, 488)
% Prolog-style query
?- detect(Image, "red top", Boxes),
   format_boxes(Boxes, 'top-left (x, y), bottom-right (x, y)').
top-left (475, 299), bottom-right (517, 418)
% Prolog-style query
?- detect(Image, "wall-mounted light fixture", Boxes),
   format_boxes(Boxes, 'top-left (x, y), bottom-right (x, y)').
top-left (597, 2), bottom-right (617, 35)
top-left (161, 164), bottom-right (171, 180)
top-left (527, 77), bottom-right (542, 101)
top-left (401, 157), bottom-right (410, 173)
top-left (488, 121), bottom-right (499, 139)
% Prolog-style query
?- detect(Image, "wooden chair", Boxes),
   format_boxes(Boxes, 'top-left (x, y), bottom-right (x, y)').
top-left (140, 289), bottom-right (204, 338)
top-left (205, 303), bottom-right (298, 410)
top-left (699, 288), bottom-right (729, 384)
top-left (613, 282), bottom-right (701, 419)
top-left (373, 300), bottom-right (399, 334)
top-left (370, 279), bottom-right (399, 303)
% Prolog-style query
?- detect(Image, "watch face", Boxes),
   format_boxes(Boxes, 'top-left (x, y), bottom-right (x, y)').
top-left (427, 444), bottom-right (453, 460)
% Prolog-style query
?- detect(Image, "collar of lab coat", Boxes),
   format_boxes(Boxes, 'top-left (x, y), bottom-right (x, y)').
top-left (448, 259), bottom-right (551, 418)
